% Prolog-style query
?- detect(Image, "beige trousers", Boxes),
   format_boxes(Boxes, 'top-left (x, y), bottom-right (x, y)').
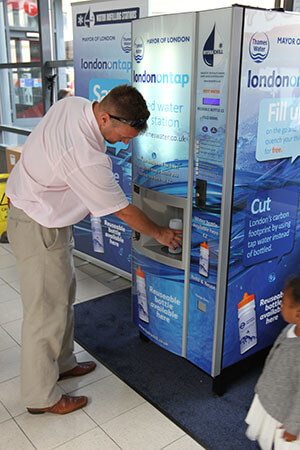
top-left (7, 204), bottom-right (77, 408)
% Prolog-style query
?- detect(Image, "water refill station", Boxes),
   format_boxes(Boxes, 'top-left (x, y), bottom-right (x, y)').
top-left (131, 5), bottom-right (300, 387)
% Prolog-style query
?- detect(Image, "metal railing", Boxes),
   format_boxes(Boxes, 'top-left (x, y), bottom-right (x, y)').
top-left (0, 125), bottom-right (31, 136)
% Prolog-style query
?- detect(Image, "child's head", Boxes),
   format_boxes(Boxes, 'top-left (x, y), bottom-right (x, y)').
top-left (282, 277), bottom-right (300, 325)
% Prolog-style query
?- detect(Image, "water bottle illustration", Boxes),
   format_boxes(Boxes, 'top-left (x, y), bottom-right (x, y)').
top-left (168, 218), bottom-right (183, 255)
top-left (90, 213), bottom-right (104, 253)
top-left (136, 265), bottom-right (149, 323)
top-left (238, 292), bottom-right (257, 354)
top-left (199, 242), bottom-right (209, 277)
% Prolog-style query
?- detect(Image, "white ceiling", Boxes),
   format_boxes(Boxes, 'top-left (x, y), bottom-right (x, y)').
top-left (149, 0), bottom-right (275, 15)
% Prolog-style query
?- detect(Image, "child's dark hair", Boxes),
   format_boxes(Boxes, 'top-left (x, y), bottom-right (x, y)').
top-left (284, 277), bottom-right (300, 305)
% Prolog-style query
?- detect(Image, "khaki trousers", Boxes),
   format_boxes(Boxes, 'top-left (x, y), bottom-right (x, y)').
top-left (7, 204), bottom-right (77, 408)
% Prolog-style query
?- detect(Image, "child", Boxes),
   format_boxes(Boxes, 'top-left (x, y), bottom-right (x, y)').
top-left (245, 277), bottom-right (300, 450)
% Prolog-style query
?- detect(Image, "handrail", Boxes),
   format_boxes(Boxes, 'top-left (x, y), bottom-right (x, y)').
top-left (45, 60), bottom-right (74, 68)
top-left (0, 60), bottom-right (74, 70)
top-left (0, 125), bottom-right (31, 136)
top-left (0, 62), bottom-right (41, 69)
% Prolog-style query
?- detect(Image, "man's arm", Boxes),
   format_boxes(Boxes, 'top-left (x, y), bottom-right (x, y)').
top-left (114, 203), bottom-right (182, 250)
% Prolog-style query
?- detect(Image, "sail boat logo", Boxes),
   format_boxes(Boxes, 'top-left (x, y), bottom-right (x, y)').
top-left (76, 9), bottom-right (93, 28)
top-left (203, 24), bottom-right (224, 67)
top-left (249, 32), bottom-right (270, 63)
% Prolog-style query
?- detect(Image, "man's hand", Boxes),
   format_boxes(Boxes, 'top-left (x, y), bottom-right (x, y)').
top-left (114, 204), bottom-right (183, 250)
top-left (155, 226), bottom-right (182, 250)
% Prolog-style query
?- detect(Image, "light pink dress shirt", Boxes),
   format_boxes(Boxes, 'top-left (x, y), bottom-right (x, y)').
top-left (6, 97), bottom-right (129, 227)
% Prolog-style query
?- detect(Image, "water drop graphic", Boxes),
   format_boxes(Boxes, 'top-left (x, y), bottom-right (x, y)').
top-left (268, 272), bottom-right (276, 282)
top-left (203, 24), bottom-right (224, 67)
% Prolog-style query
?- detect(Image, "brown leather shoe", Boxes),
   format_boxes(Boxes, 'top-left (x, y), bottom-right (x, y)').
top-left (59, 361), bottom-right (96, 380)
top-left (27, 394), bottom-right (88, 415)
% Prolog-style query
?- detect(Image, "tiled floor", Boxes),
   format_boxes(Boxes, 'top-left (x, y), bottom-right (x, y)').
top-left (0, 243), bottom-right (205, 450)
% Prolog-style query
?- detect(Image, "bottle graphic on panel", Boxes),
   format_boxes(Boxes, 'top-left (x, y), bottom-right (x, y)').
top-left (199, 242), bottom-right (209, 277)
top-left (90, 213), bottom-right (104, 254)
top-left (238, 292), bottom-right (257, 354)
top-left (136, 265), bottom-right (150, 324)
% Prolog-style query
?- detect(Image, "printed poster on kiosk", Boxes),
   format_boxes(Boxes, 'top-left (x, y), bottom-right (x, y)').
top-left (132, 13), bottom-right (194, 198)
top-left (185, 8), bottom-right (233, 373)
top-left (72, 0), bottom-right (147, 273)
top-left (132, 249), bottom-right (185, 356)
top-left (131, 13), bottom-right (195, 354)
top-left (223, 9), bottom-right (300, 367)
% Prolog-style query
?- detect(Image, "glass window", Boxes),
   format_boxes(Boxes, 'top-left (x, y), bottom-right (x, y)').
top-left (62, 0), bottom-right (75, 60)
top-left (10, 37), bottom-right (40, 63)
top-left (2, 1), bottom-right (42, 120)
top-left (11, 67), bottom-right (43, 118)
top-left (6, 0), bottom-right (39, 29)
top-left (62, 0), bottom-right (92, 61)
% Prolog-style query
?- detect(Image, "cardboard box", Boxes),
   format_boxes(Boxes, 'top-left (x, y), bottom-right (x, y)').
top-left (5, 146), bottom-right (22, 173)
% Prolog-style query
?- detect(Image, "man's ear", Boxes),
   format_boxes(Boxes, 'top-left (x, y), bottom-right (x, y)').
top-left (97, 112), bottom-right (110, 127)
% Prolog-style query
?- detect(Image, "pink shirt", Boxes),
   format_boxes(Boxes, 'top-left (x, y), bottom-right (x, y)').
top-left (6, 97), bottom-right (129, 227)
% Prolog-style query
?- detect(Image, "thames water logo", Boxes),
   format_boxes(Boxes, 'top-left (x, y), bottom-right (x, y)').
top-left (121, 33), bottom-right (131, 53)
top-left (203, 24), bottom-right (224, 67)
top-left (76, 9), bottom-right (93, 28)
top-left (133, 37), bottom-right (144, 63)
top-left (249, 32), bottom-right (270, 63)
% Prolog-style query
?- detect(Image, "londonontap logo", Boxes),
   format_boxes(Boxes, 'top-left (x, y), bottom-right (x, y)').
top-left (76, 9), bottom-right (93, 28)
top-left (203, 24), bottom-right (224, 67)
top-left (121, 33), bottom-right (131, 53)
top-left (133, 37), bottom-right (144, 63)
top-left (249, 32), bottom-right (270, 63)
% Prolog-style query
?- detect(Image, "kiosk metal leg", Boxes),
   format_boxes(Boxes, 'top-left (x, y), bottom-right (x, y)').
top-left (212, 373), bottom-right (226, 396)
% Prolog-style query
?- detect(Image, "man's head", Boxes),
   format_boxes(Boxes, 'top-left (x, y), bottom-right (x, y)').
top-left (93, 85), bottom-right (150, 145)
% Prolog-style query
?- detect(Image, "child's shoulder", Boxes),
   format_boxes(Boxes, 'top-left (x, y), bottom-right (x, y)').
top-left (273, 324), bottom-right (294, 343)
top-left (275, 324), bottom-right (300, 346)
top-left (277, 323), bottom-right (291, 336)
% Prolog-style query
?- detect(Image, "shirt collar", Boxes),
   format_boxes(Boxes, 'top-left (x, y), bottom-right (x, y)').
top-left (87, 100), bottom-right (107, 152)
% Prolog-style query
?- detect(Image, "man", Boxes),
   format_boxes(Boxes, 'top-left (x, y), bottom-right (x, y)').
top-left (6, 85), bottom-right (182, 415)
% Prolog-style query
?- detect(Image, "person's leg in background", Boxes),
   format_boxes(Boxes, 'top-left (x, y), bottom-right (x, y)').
top-left (56, 237), bottom-right (77, 375)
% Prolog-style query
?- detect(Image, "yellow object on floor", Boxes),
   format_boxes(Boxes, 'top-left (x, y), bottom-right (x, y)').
top-left (0, 173), bottom-right (9, 242)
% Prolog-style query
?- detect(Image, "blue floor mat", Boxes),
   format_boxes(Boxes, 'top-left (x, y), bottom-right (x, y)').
top-left (74, 288), bottom-right (263, 450)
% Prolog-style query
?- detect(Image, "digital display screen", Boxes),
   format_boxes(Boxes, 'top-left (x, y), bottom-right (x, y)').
top-left (203, 97), bottom-right (220, 105)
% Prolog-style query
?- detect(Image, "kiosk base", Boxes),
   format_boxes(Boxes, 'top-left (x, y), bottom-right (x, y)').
top-left (139, 331), bottom-right (150, 343)
top-left (212, 347), bottom-right (271, 396)
top-left (212, 374), bottom-right (226, 396)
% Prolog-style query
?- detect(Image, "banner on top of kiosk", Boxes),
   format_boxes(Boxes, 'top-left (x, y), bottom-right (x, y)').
top-left (223, 9), bottom-right (300, 368)
top-left (72, 0), bottom-right (148, 274)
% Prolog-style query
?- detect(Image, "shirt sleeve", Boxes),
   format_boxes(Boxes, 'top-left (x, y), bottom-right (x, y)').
top-left (65, 154), bottom-right (129, 217)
